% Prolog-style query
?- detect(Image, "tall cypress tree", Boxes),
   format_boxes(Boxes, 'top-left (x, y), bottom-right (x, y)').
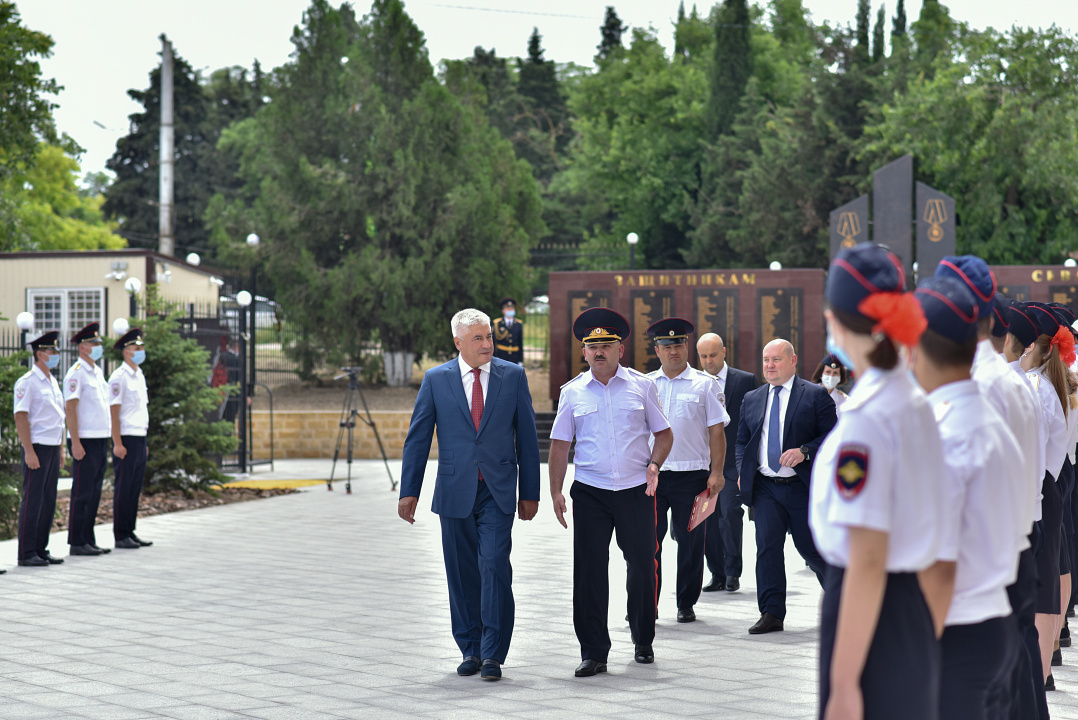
top-left (891, 0), bottom-right (906, 40)
top-left (597, 6), bottom-right (626, 61)
top-left (854, 0), bottom-right (871, 65)
top-left (872, 5), bottom-right (886, 63)
top-left (517, 28), bottom-right (568, 183)
top-left (709, 0), bottom-right (751, 139)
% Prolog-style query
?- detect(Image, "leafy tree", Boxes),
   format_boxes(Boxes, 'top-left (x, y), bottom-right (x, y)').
top-left (516, 28), bottom-right (569, 184)
top-left (0, 349), bottom-right (28, 539)
top-left (855, 0), bottom-right (871, 65)
top-left (674, 2), bottom-right (715, 62)
top-left (0, 2), bottom-right (59, 178)
top-left (709, 0), bottom-right (753, 138)
top-left (597, 6), bottom-right (626, 61)
top-left (873, 5), bottom-right (886, 63)
top-left (911, 0), bottom-right (954, 78)
top-left (892, 0), bottom-right (906, 39)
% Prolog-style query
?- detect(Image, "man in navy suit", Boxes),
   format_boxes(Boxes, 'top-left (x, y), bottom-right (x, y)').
top-left (398, 308), bottom-right (541, 681)
top-left (697, 333), bottom-right (759, 594)
top-left (735, 338), bottom-right (836, 634)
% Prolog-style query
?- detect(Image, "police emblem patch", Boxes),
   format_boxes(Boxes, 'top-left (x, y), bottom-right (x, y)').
top-left (835, 444), bottom-right (869, 500)
top-left (111, 383), bottom-right (120, 397)
top-left (69, 379), bottom-right (77, 392)
top-left (16, 387), bottom-right (25, 400)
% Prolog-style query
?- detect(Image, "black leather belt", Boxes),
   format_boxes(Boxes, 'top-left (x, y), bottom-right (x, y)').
top-left (757, 472), bottom-right (797, 485)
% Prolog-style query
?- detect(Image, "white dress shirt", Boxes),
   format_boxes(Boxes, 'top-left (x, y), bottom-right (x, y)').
top-left (13, 364), bottom-right (65, 445)
top-left (108, 362), bottom-right (149, 436)
top-left (64, 359), bottom-right (112, 439)
top-left (457, 355), bottom-right (490, 411)
top-left (1026, 364), bottom-right (1068, 480)
top-left (647, 365), bottom-right (729, 471)
top-left (758, 377), bottom-right (796, 478)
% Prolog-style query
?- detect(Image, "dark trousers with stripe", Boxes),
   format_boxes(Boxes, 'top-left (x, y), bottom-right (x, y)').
top-left (819, 567), bottom-right (940, 720)
top-left (940, 615), bottom-right (1017, 720)
top-left (19, 444), bottom-right (60, 561)
top-left (67, 437), bottom-right (108, 547)
top-left (754, 473), bottom-right (826, 619)
top-left (571, 481), bottom-right (656, 662)
top-left (112, 436), bottom-right (147, 542)
top-left (704, 473), bottom-right (743, 580)
top-left (655, 469), bottom-right (709, 610)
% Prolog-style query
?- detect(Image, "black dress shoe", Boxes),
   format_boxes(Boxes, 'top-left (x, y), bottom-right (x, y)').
top-left (725, 577), bottom-right (740, 592)
top-left (702, 575), bottom-right (726, 592)
top-left (634, 644), bottom-right (654, 664)
top-left (677, 607), bottom-right (696, 623)
top-left (1053, 648), bottom-right (1063, 667)
top-left (18, 555), bottom-right (48, 567)
top-left (1046, 673), bottom-right (1056, 691)
top-left (457, 657), bottom-right (480, 676)
top-left (130, 534), bottom-right (153, 547)
top-left (749, 613), bottom-right (784, 635)
top-left (480, 659), bottom-right (501, 681)
top-left (575, 659), bottom-right (607, 677)
top-left (92, 545), bottom-right (112, 554)
top-left (42, 551), bottom-right (64, 564)
top-left (70, 544), bottom-right (103, 556)
top-left (115, 537), bottom-right (141, 549)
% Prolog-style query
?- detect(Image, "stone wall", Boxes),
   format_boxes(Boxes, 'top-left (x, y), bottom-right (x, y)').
top-left (250, 410), bottom-right (437, 460)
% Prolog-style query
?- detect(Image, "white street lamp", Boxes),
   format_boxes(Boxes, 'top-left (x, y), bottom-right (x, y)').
top-left (626, 232), bottom-right (639, 270)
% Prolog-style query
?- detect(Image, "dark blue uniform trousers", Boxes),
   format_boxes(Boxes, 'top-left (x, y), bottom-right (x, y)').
top-left (112, 436), bottom-right (147, 542)
top-left (571, 481), bottom-right (656, 662)
top-left (19, 444), bottom-right (60, 562)
top-left (655, 469), bottom-right (709, 610)
top-left (704, 474), bottom-right (743, 580)
top-left (753, 473), bottom-right (825, 619)
top-left (940, 615), bottom-right (1017, 720)
top-left (819, 567), bottom-right (940, 720)
top-left (438, 480), bottom-right (515, 664)
top-left (67, 437), bottom-right (108, 547)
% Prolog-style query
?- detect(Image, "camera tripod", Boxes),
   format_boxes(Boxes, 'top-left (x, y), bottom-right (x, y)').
top-left (328, 367), bottom-right (396, 493)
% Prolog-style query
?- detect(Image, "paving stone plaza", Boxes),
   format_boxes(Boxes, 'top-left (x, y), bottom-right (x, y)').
top-left (2, 459), bottom-right (1078, 719)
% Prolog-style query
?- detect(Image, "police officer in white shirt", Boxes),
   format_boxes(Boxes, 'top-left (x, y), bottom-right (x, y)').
top-left (646, 318), bottom-right (729, 624)
top-left (109, 328), bottom-right (152, 550)
top-left (13, 330), bottom-right (66, 568)
top-left (811, 244), bottom-right (951, 720)
top-left (549, 308), bottom-right (673, 678)
top-left (912, 275), bottom-right (1024, 720)
top-left (64, 323), bottom-right (113, 557)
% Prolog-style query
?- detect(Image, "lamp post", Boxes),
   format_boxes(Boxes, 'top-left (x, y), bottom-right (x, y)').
top-left (627, 232), bottom-right (639, 271)
top-left (246, 233), bottom-right (260, 391)
top-left (16, 312), bottom-right (34, 367)
top-left (124, 277), bottom-right (142, 318)
top-left (236, 289), bottom-right (253, 474)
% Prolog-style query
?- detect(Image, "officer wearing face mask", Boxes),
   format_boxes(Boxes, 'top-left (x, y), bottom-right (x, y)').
top-left (109, 328), bottom-right (153, 550)
top-left (493, 298), bottom-right (524, 366)
top-left (811, 354), bottom-right (849, 413)
top-left (13, 330), bottom-right (66, 567)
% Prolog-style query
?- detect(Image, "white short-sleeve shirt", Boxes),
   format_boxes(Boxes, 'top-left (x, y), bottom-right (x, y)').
top-left (108, 362), bottom-right (149, 436)
top-left (810, 368), bottom-right (947, 572)
top-left (551, 363), bottom-right (670, 490)
top-left (13, 364), bottom-right (65, 446)
top-left (1026, 364), bottom-right (1068, 480)
top-left (647, 365), bottom-right (729, 472)
top-left (63, 359), bottom-right (112, 439)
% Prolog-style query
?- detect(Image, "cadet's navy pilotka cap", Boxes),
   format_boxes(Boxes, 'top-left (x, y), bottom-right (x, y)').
top-left (114, 328), bottom-right (144, 351)
top-left (935, 255), bottom-right (996, 318)
top-left (28, 330), bottom-right (59, 350)
top-left (914, 276), bottom-right (980, 344)
top-left (1026, 302), bottom-right (1065, 338)
top-left (1049, 303), bottom-right (1077, 328)
top-left (826, 244), bottom-right (906, 317)
top-left (573, 307), bottom-right (631, 345)
top-left (1007, 303), bottom-right (1039, 347)
top-left (647, 317), bottom-right (695, 345)
top-left (990, 294), bottom-right (1012, 339)
top-left (820, 353), bottom-right (846, 370)
top-left (71, 322), bottom-right (104, 344)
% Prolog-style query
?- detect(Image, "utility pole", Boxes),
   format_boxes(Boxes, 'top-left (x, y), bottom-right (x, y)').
top-left (158, 34), bottom-right (175, 256)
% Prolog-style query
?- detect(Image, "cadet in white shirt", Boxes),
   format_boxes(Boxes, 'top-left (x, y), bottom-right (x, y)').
top-left (109, 328), bottom-right (153, 550)
top-left (549, 308), bottom-right (672, 678)
top-left (645, 318), bottom-right (729, 624)
top-left (811, 244), bottom-right (951, 720)
top-left (64, 323), bottom-right (113, 557)
top-left (13, 331), bottom-right (66, 568)
top-left (912, 275), bottom-right (1024, 720)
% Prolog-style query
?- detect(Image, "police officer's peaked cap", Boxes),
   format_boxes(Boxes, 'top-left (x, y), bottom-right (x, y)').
top-left (647, 317), bottom-right (695, 345)
top-left (28, 330), bottom-right (59, 350)
top-left (114, 328), bottom-right (144, 351)
top-left (71, 322), bottom-right (104, 344)
top-left (1007, 303), bottom-right (1039, 348)
top-left (990, 294), bottom-right (1012, 339)
top-left (914, 276), bottom-right (979, 344)
top-left (573, 307), bottom-right (630, 344)
top-left (826, 244), bottom-right (906, 317)
top-left (820, 353), bottom-right (846, 370)
top-left (935, 255), bottom-right (996, 318)
top-left (500, 297), bottom-right (517, 308)
top-left (1026, 302), bottom-right (1064, 338)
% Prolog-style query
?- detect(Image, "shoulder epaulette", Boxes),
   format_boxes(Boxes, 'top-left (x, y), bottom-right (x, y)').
top-left (561, 372), bottom-right (585, 389)
top-left (626, 367), bottom-right (648, 377)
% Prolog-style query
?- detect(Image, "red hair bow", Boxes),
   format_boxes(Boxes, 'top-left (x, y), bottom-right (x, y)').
top-left (1052, 325), bottom-right (1077, 367)
top-left (857, 292), bottom-right (928, 347)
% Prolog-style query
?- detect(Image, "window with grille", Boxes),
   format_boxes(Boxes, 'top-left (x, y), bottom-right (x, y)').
top-left (26, 288), bottom-right (105, 375)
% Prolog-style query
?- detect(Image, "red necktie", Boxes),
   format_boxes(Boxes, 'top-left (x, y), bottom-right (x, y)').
top-left (472, 368), bottom-right (484, 481)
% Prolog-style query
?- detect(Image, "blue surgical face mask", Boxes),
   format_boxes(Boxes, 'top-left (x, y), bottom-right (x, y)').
top-left (132, 349), bottom-right (146, 365)
top-left (44, 354), bottom-right (60, 370)
top-left (505, 310), bottom-right (516, 319)
top-left (89, 345), bottom-right (103, 361)
top-left (825, 323), bottom-right (856, 371)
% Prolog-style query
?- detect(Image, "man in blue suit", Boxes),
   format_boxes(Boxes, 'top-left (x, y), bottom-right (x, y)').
top-left (398, 308), bottom-right (541, 681)
top-left (735, 338), bottom-right (836, 635)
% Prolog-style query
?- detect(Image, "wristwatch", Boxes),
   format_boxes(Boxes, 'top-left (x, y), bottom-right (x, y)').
top-left (799, 445), bottom-right (810, 460)
top-left (647, 461), bottom-right (660, 471)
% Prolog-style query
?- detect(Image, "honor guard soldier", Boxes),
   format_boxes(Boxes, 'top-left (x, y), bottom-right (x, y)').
top-left (492, 297), bottom-right (524, 366)
top-left (911, 276), bottom-right (1024, 720)
top-left (811, 244), bottom-right (950, 720)
top-left (549, 307), bottom-right (673, 677)
top-left (646, 318), bottom-right (729, 623)
top-left (64, 323), bottom-right (113, 557)
top-left (13, 331), bottom-right (66, 567)
top-left (109, 328), bottom-right (152, 550)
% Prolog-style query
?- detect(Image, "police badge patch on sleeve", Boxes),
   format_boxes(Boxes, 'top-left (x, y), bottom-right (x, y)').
top-left (69, 379), bottom-right (77, 392)
top-left (835, 444), bottom-right (869, 500)
top-left (111, 383), bottom-right (120, 397)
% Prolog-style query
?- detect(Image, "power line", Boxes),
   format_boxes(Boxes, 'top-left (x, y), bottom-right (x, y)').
top-left (430, 3), bottom-right (592, 20)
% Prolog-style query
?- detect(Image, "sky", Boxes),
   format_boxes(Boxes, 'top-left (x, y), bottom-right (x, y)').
top-left (16, 0), bottom-right (1078, 179)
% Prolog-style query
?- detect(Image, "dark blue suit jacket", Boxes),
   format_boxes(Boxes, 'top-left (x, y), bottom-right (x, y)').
top-left (720, 366), bottom-right (760, 482)
top-left (734, 376), bottom-right (837, 506)
top-left (400, 357), bottom-right (541, 518)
